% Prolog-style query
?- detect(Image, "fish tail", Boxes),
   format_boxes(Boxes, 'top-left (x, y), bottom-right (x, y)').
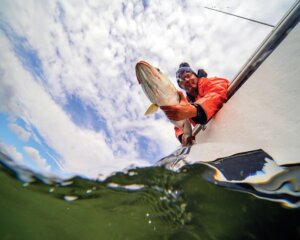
top-left (183, 120), bottom-right (193, 138)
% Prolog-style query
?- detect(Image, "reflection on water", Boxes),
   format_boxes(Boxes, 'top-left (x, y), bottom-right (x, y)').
top-left (0, 150), bottom-right (300, 240)
top-left (157, 147), bottom-right (300, 209)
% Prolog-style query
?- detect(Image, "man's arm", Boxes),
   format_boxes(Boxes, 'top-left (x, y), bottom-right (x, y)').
top-left (194, 77), bottom-right (229, 121)
top-left (161, 78), bottom-right (229, 122)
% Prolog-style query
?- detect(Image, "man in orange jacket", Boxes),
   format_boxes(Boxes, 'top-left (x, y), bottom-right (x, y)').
top-left (161, 62), bottom-right (229, 145)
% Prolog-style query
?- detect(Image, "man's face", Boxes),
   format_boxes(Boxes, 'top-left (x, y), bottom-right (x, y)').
top-left (179, 72), bottom-right (198, 93)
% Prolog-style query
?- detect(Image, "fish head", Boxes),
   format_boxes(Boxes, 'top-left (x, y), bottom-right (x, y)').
top-left (135, 60), bottom-right (164, 84)
top-left (135, 60), bottom-right (178, 105)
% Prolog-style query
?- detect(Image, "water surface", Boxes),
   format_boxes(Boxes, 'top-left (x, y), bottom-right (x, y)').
top-left (0, 151), bottom-right (299, 240)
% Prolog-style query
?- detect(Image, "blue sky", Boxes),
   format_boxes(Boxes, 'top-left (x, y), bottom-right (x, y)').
top-left (0, 0), bottom-right (294, 179)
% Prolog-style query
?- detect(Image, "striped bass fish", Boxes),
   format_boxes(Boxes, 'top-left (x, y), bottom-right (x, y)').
top-left (135, 60), bottom-right (192, 141)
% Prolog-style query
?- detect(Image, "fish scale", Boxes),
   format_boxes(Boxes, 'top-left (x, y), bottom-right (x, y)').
top-left (135, 60), bottom-right (193, 143)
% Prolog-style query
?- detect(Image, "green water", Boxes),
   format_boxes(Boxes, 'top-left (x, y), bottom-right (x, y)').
top-left (0, 155), bottom-right (299, 240)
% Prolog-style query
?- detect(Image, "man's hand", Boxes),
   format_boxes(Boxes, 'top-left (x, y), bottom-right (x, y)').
top-left (160, 91), bottom-right (197, 121)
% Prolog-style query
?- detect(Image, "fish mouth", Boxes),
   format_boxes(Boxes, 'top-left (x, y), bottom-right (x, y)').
top-left (135, 60), bottom-right (163, 104)
top-left (135, 61), bottom-right (160, 85)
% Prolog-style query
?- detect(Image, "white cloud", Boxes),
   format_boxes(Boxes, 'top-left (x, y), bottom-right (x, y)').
top-left (8, 123), bottom-right (31, 142)
top-left (0, 0), bottom-right (294, 179)
top-left (0, 35), bottom-right (150, 178)
top-left (0, 140), bottom-right (23, 163)
top-left (23, 146), bottom-right (51, 171)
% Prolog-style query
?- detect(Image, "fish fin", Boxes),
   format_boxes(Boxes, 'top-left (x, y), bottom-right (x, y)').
top-left (145, 104), bottom-right (159, 115)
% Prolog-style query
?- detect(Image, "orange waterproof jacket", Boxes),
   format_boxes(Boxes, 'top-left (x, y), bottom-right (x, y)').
top-left (175, 77), bottom-right (229, 140)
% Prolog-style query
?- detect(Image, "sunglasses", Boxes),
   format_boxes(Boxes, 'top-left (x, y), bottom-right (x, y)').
top-left (177, 71), bottom-right (195, 87)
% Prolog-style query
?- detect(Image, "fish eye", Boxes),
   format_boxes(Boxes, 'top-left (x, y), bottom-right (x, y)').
top-left (156, 68), bottom-right (161, 72)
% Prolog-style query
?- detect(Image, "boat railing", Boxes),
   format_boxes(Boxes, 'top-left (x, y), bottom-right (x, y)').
top-left (192, 1), bottom-right (300, 137)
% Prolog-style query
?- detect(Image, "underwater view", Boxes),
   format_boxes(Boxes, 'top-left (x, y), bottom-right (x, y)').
top-left (1, 149), bottom-right (300, 240)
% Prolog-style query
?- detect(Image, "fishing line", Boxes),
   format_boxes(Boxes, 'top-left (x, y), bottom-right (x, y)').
top-left (204, 6), bottom-right (275, 27)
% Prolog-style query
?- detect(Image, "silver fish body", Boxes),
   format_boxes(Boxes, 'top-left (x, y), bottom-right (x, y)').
top-left (135, 60), bottom-right (192, 138)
